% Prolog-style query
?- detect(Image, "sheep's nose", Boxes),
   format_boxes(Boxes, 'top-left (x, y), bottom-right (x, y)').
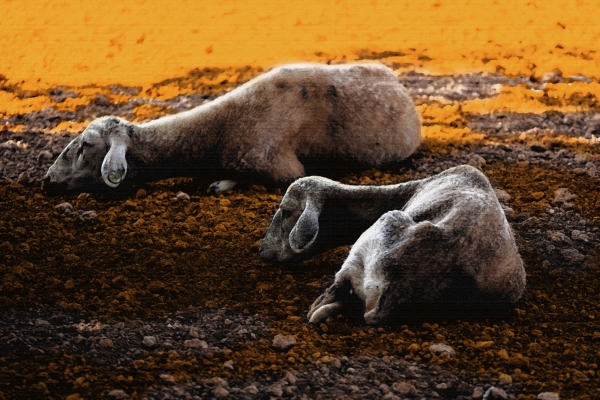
top-left (258, 244), bottom-right (275, 261)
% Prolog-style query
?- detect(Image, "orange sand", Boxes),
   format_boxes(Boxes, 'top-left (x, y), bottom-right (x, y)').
top-left (2, 0), bottom-right (600, 88)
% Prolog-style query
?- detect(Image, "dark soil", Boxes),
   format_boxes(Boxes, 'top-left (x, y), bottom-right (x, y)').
top-left (1, 66), bottom-right (599, 400)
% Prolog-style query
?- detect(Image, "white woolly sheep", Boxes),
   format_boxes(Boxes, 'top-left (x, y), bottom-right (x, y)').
top-left (42, 63), bottom-right (421, 193)
top-left (260, 165), bottom-right (526, 323)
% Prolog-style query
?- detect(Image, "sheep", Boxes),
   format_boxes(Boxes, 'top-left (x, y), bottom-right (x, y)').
top-left (260, 166), bottom-right (525, 324)
top-left (42, 63), bottom-right (421, 194)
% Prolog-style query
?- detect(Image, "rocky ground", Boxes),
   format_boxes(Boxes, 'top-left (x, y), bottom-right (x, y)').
top-left (1, 64), bottom-right (599, 400)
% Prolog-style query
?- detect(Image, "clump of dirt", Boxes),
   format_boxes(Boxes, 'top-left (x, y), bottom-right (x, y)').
top-left (1, 67), bottom-right (600, 400)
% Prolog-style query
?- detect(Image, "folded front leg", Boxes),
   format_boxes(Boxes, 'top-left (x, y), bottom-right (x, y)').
top-left (307, 281), bottom-right (350, 324)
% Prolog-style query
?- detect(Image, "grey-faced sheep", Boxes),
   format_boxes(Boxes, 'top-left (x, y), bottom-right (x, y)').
top-left (42, 63), bottom-right (421, 194)
top-left (260, 165), bottom-right (526, 323)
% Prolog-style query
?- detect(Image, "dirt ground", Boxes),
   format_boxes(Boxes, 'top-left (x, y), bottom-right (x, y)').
top-left (1, 62), bottom-right (600, 400)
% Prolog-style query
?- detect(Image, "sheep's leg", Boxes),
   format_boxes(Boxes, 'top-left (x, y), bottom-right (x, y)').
top-left (267, 150), bottom-right (306, 182)
top-left (307, 282), bottom-right (347, 324)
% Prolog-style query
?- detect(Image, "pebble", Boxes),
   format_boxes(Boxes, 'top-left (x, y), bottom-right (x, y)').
top-left (99, 338), bottom-right (114, 347)
top-left (472, 386), bottom-right (484, 398)
top-left (78, 210), bottom-right (97, 221)
top-left (498, 372), bottom-right (513, 384)
top-left (106, 389), bottom-right (129, 399)
top-left (270, 385), bottom-right (283, 396)
top-left (174, 191), bottom-right (190, 201)
top-left (135, 188), bottom-right (147, 199)
top-left (468, 154), bottom-right (486, 167)
top-left (160, 373), bottom-right (175, 383)
top-left (483, 386), bottom-right (508, 400)
top-left (561, 248), bottom-right (586, 264)
top-left (392, 381), bottom-right (417, 395)
top-left (537, 392), bottom-right (560, 400)
top-left (553, 188), bottom-right (576, 206)
top-left (429, 343), bottom-right (456, 357)
top-left (55, 202), bottom-right (74, 213)
top-left (183, 339), bottom-right (208, 349)
top-left (213, 386), bottom-right (229, 397)
top-left (494, 189), bottom-right (511, 202)
top-left (37, 149), bottom-right (53, 160)
top-left (285, 371), bottom-right (297, 385)
top-left (272, 334), bottom-right (296, 351)
top-left (142, 336), bottom-right (157, 347)
top-left (243, 385), bottom-right (259, 394)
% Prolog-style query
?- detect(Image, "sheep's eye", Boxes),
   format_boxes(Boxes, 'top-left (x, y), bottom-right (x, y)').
top-left (281, 209), bottom-right (293, 219)
top-left (76, 141), bottom-right (94, 158)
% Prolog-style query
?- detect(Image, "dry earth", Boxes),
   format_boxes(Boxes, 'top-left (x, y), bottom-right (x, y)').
top-left (1, 63), bottom-right (600, 400)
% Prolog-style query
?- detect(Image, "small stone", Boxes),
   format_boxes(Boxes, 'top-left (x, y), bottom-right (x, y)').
top-left (571, 230), bottom-right (591, 242)
top-left (553, 188), bottom-right (576, 205)
top-left (78, 210), bottom-right (97, 221)
top-left (184, 339), bottom-right (208, 349)
top-left (537, 392), bottom-right (560, 400)
top-left (468, 154), bottom-right (486, 167)
top-left (37, 150), bottom-right (53, 161)
top-left (135, 188), bottom-right (147, 199)
top-left (548, 231), bottom-right (571, 244)
top-left (223, 360), bottom-right (234, 370)
top-left (183, 216), bottom-right (199, 227)
top-left (270, 386), bottom-right (283, 396)
top-left (160, 373), bottom-right (175, 383)
top-left (64, 279), bottom-right (75, 289)
top-left (107, 389), bottom-right (129, 399)
top-left (496, 349), bottom-right (509, 360)
top-left (17, 172), bottom-right (29, 183)
top-left (498, 372), bottom-right (513, 384)
top-left (286, 371), bottom-right (297, 385)
top-left (487, 386), bottom-right (508, 399)
top-left (508, 353), bottom-right (530, 367)
top-left (55, 202), bottom-right (74, 214)
top-left (174, 191), bottom-right (190, 201)
top-left (99, 338), bottom-right (114, 347)
top-left (494, 189), bottom-right (511, 202)
top-left (531, 191), bottom-right (545, 201)
top-left (472, 386), bottom-right (484, 398)
top-left (429, 343), bottom-right (456, 357)
top-left (272, 334), bottom-right (296, 351)
top-left (392, 381), bottom-right (417, 395)
top-left (243, 385), bottom-right (259, 394)
top-left (502, 206), bottom-right (514, 220)
top-left (379, 383), bottom-right (390, 394)
top-left (142, 336), bottom-right (157, 347)
top-left (561, 248), bottom-right (586, 264)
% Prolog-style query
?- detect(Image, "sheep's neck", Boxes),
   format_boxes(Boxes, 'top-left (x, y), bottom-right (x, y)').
top-left (330, 180), bottom-right (420, 220)
top-left (316, 180), bottom-right (421, 246)
top-left (128, 97), bottom-right (232, 166)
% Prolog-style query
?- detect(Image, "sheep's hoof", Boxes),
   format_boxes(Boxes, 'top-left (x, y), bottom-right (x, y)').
top-left (207, 180), bottom-right (237, 195)
top-left (307, 301), bottom-right (343, 324)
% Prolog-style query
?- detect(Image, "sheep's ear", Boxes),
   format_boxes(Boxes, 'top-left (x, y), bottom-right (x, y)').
top-left (101, 137), bottom-right (128, 188)
top-left (289, 200), bottom-right (320, 253)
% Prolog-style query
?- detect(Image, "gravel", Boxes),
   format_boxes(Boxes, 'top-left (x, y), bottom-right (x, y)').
top-left (1, 67), bottom-right (599, 399)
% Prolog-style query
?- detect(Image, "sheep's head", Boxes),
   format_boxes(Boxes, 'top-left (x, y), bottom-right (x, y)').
top-left (259, 177), bottom-right (330, 263)
top-left (43, 117), bottom-right (133, 193)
